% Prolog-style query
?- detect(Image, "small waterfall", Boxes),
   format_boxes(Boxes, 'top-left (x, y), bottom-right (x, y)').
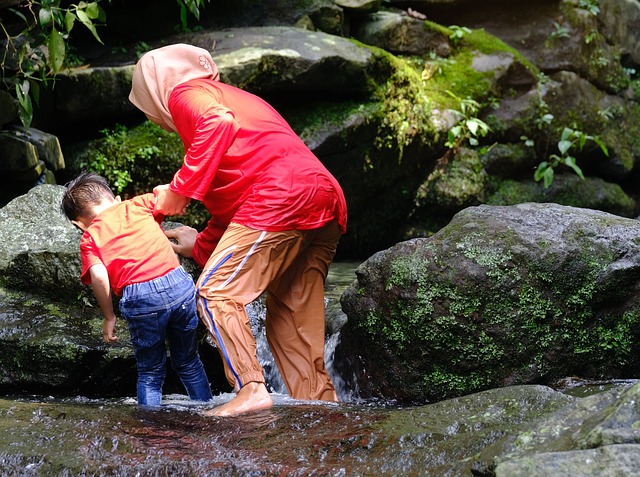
top-left (246, 261), bottom-right (360, 399)
top-left (247, 300), bottom-right (357, 399)
top-left (247, 300), bottom-right (286, 394)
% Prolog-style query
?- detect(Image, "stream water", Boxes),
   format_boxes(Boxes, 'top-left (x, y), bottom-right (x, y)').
top-left (0, 261), bottom-right (634, 476)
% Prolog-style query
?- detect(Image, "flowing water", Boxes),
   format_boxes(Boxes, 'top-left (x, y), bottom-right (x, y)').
top-left (0, 261), bottom-right (634, 476)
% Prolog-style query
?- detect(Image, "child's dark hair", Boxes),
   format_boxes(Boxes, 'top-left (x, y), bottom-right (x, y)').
top-left (61, 171), bottom-right (115, 221)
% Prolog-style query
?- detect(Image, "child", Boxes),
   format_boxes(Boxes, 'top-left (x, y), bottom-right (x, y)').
top-left (61, 171), bottom-right (213, 406)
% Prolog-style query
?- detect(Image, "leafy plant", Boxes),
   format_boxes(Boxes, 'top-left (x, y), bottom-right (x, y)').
top-left (1, 0), bottom-right (209, 127)
top-left (423, 91), bottom-right (491, 184)
top-left (177, 0), bottom-right (209, 31)
top-left (1, 1), bottom-right (108, 127)
top-left (534, 127), bottom-right (609, 189)
top-left (545, 21), bottom-right (571, 48)
top-left (444, 91), bottom-right (491, 149)
top-left (448, 25), bottom-right (471, 45)
top-left (577, 0), bottom-right (600, 17)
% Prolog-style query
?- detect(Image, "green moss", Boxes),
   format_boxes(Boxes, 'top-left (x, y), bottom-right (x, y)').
top-left (423, 366), bottom-right (495, 396)
top-left (67, 121), bottom-right (211, 230)
top-left (366, 48), bottom-right (437, 155)
top-left (281, 99), bottom-right (376, 139)
top-left (423, 28), bottom-right (538, 110)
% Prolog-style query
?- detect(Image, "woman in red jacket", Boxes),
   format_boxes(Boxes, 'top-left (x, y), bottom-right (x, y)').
top-left (129, 43), bottom-right (347, 416)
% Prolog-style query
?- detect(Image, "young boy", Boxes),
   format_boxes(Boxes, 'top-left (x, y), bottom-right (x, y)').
top-left (61, 171), bottom-right (213, 406)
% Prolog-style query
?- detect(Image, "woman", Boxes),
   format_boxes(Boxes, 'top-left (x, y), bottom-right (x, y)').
top-left (129, 43), bottom-right (347, 416)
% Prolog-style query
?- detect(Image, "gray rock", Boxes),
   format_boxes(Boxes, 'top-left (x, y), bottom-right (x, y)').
top-left (0, 130), bottom-right (39, 172)
top-left (0, 184), bottom-right (82, 299)
top-left (337, 203), bottom-right (640, 403)
top-left (0, 90), bottom-right (17, 128)
top-left (489, 381), bottom-right (640, 476)
top-left (351, 10), bottom-right (451, 56)
top-left (496, 445), bottom-right (640, 477)
top-left (177, 26), bottom-right (375, 95)
top-left (600, 0), bottom-right (640, 64)
top-left (335, 0), bottom-right (383, 13)
top-left (7, 126), bottom-right (65, 171)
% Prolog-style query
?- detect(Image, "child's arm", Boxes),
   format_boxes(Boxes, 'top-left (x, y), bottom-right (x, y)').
top-left (88, 264), bottom-right (119, 343)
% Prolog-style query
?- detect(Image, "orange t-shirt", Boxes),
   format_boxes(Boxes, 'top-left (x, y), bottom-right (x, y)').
top-left (79, 193), bottom-right (180, 296)
top-left (167, 78), bottom-right (348, 267)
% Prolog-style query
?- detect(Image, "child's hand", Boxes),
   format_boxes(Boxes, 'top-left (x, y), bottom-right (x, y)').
top-left (102, 318), bottom-right (119, 343)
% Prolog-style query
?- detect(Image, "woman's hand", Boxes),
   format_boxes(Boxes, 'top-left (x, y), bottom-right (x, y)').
top-left (153, 184), bottom-right (191, 216)
top-left (165, 226), bottom-right (198, 258)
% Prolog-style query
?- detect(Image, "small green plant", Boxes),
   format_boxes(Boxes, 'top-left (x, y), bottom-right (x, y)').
top-left (448, 25), bottom-right (471, 45)
top-left (177, 0), bottom-right (209, 31)
top-left (444, 91), bottom-right (491, 149)
top-left (534, 127), bottom-right (609, 189)
top-left (424, 91), bottom-right (490, 183)
top-left (79, 124), bottom-right (162, 194)
top-left (545, 21), bottom-right (571, 48)
top-left (578, 0), bottom-right (600, 17)
top-left (584, 31), bottom-right (598, 44)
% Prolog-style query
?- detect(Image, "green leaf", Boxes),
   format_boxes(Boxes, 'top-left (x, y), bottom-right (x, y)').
top-left (542, 166), bottom-right (554, 189)
top-left (48, 27), bottom-right (66, 73)
top-left (592, 136), bottom-right (609, 157)
top-left (578, 134), bottom-right (587, 150)
top-left (563, 156), bottom-right (585, 179)
top-left (467, 119), bottom-right (478, 136)
top-left (178, 2), bottom-right (188, 28)
top-left (64, 11), bottom-right (77, 32)
top-left (29, 80), bottom-right (40, 106)
top-left (85, 2), bottom-right (101, 19)
top-left (9, 7), bottom-right (27, 23)
top-left (39, 7), bottom-right (53, 27)
top-left (534, 162), bottom-right (549, 182)
top-left (15, 81), bottom-right (33, 128)
top-left (558, 139), bottom-right (572, 155)
top-left (541, 114), bottom-right (554, 124)
top-left (560, 127), bottom-right (573, 140)
top-left (76, 9), bottom-right (104, 44)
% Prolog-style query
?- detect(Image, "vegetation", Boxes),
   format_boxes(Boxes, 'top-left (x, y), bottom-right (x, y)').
top-left (69, 121), bottom-right (211, 229)
top-left (534, 126), bottom-right (609, 189)
top-left (0, 0), bottom-right (209, 127)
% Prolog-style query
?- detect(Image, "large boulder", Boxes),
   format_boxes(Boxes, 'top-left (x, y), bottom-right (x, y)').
top-left (0, 185), bottom-right (82, 298)
top-left (336, 203), bottom-right (640, 403)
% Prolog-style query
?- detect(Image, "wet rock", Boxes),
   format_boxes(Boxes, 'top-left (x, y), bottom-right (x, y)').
top-left (0, 383), bottom-right (575, 476)
top-left (488, 381), bottom-right (640, 476)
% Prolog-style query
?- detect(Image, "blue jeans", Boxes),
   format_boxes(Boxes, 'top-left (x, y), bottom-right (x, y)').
top-left (119, 266), bottom-right (213, 406)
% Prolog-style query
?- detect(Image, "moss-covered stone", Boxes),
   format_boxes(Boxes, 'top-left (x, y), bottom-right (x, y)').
top-left (337, 203), bottom-right (640, 403)
top-left (487, 174), bottom-right (636, 217)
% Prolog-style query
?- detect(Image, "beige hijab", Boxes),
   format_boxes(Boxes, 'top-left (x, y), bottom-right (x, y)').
top-left (129, 43), bottom-right (220, 132)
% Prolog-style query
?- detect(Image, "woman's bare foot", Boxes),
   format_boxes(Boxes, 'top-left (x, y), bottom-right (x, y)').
top-left (202, 382), bottom-right (272, 417)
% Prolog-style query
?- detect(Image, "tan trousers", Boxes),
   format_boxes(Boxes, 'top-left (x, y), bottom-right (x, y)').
top-left (195, 221), bottom-right (341, 401)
